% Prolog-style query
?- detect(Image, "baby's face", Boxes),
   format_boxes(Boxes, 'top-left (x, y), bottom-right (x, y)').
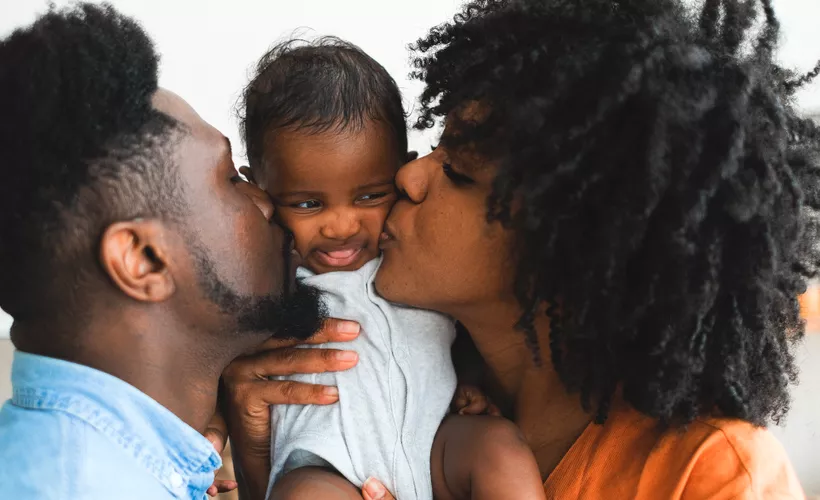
top-left (259, 121), bottom-right (401, 274)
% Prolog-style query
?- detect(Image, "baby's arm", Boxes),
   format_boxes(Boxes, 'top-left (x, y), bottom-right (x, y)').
top-left (269, 467), bottom-right (362, 500)
top-left (431, 415), bottom-right (547, 500)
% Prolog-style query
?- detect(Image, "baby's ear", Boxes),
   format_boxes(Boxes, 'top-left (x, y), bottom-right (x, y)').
top-left (405, 151), bottom-right (419, 164)
top-left (238, 165), bottom-right (257, 185)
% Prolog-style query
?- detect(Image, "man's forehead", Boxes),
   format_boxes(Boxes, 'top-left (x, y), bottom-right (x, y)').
top-left (152, 88), bottom-right (199, 124)
top-left (152, 88), bottom-right (229, 157)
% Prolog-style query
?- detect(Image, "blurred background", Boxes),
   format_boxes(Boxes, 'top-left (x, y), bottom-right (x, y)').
top-left (0, 0), bottom-right (818, 496)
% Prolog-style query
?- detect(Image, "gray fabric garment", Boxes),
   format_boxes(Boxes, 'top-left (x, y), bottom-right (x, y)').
top-left (267, 257), bottom-right (457, 500)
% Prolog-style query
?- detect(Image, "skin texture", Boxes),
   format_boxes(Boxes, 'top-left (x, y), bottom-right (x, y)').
top-left (374, 139), bottom-right (517, 317)
top-left (377, 140), bottom-right (592, 480)
top-left (255, 122), bottom-right (401, 274)
top-left (431, 415), bottom-right (545, 500)
top-left (0, 7), bottom-right (328, 496)
top-left (241, 116), bottom-right (542, 499)
top-left (12, 88), bottom-right (292, 434)
top-left (222, 0), bottom-right (818, 496)
top-left (218, 98), bottom-right (575, 500)
top-left (215, 320), bottom-right (362, 498)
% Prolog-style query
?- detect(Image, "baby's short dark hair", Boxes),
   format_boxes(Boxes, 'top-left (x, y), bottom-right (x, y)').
top-left (240, 36), bottom-right (407, 169)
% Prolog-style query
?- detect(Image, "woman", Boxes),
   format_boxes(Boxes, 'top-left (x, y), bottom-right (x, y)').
top-left (216, 0), bottom-right (819, 497)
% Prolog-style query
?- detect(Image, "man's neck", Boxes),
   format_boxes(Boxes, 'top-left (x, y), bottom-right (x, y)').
top-left (12, 309), bottom-right (247, 434)
top-left (454, 299), bottom-right (591, 479)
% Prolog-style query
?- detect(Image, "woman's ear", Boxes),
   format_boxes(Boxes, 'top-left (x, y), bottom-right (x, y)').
top-left (99, 219), bottom-right (176, 302)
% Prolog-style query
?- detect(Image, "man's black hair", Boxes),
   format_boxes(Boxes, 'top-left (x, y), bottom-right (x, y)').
top-left (413, 0), bottom-right (820, 426)
top-left (0, 3), bottom-right (183, 320)
top-left (240, 36), bottom-right (408, 169)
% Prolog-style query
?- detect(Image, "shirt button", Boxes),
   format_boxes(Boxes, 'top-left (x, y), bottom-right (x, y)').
top-left (169, 472), bottom-right (185, 489)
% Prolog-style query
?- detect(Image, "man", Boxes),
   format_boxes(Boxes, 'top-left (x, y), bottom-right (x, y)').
top-left (0, 4), bottom-right (335, 499)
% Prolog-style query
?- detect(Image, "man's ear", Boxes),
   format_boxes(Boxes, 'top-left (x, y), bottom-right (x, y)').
top-left (99, 219), bottom-right (177, 302)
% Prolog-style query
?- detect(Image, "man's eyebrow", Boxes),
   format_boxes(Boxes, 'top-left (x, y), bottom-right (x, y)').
top-left (223, 137), bottom-right (232, 156)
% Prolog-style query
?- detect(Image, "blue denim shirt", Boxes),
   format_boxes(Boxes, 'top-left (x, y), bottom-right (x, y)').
top-left (0, 351), bottom-right (222, 499)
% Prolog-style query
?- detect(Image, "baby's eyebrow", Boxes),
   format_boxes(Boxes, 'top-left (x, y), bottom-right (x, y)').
top-left (274, 179), bottom-right (395, 199)
top-left (274, 190), bottom-right (323, 198)
top-left (356, 179), bottom-right (396, 190)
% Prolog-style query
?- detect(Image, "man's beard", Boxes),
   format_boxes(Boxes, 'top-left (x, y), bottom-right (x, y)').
top-left (192, 237), bottom-right (326, 341)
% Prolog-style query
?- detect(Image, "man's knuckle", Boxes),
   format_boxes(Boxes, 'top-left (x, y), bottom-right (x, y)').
top-left (280, 348), bottom-right (299, 365)
top-left (279, 381), bottom-right (297, 398)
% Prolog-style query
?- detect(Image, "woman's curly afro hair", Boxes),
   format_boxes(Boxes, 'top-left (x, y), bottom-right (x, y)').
top-left (412, 0), bottom-right (820, 426)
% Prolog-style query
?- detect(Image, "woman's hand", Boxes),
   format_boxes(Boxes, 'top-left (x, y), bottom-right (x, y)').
top-left (362, 478), bottom-right (396, 500)
top-left (205, 318), bottom-right (361, 499)
top-left (204, 410), bottom-right (238, 496)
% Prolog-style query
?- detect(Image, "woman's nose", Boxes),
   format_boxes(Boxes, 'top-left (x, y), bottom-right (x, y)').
top-left (395, 153), bottom-right (431, 204)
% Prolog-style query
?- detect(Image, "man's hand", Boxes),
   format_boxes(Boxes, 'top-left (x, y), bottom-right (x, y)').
top-left (451, 384), bottom-right (501, 416)
top-left (205, 319), bottom-right (361, 499)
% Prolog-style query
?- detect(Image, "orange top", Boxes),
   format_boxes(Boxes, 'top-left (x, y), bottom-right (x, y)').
top-left (543, 400), bottom-right (805, 499)
top-left (799, 286), bottom-right (820, 333)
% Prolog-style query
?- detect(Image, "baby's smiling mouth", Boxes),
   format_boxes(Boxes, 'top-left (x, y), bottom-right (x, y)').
top-left (314, 244), bottom-right (366, 268)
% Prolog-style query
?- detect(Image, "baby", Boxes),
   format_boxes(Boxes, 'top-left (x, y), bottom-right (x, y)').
top-left (239, 37), bottom-right (546, 500)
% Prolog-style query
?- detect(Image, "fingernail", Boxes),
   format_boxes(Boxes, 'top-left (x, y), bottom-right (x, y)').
top-left (363, 478), bottom-right (386, 499)
top-left (336, 351), bottom-right (358, 363)
top-left (338, 321), bottom-right (360, 336)
top-left (323, 386), bottom-right (340, 398)
top-left (206, 436), bottom-right (221, 451)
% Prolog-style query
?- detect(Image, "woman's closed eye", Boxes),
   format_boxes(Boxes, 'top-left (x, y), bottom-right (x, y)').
top-left (442, 162), bottom-right (475, 186)
top-left (431, 143), bottom-right (475, 186)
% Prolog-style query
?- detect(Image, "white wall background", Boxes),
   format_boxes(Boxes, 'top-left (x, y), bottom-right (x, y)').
top-left (0, 0), bottom-right (818, 492)
top-left (1, 0), bottom-right (819, 335)
top-left (0, 0), bottom-right (819, 333)
top-left (0, 0), bottom-right (462, 337)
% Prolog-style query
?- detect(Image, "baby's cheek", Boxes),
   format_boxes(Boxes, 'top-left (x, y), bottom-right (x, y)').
top-left (367, 206), bottom-right (392, 233)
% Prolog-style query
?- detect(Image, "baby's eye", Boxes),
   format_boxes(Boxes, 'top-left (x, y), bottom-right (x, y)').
top-left (358, 193), bottom-right (387, 202)
top-left (291, 200), bottom-right (321, 210)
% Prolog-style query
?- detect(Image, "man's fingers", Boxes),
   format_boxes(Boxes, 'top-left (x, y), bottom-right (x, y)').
top-left (240, 346), bottom-right (359, 378)
top-left (203, 410), bottom-right (228, 454)
top-left (253, 319), bottom-right (360, 353)
top-left (304, 318), bottom-right (361, 344)
top-left (250, 379), bottom-right (341, 406)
